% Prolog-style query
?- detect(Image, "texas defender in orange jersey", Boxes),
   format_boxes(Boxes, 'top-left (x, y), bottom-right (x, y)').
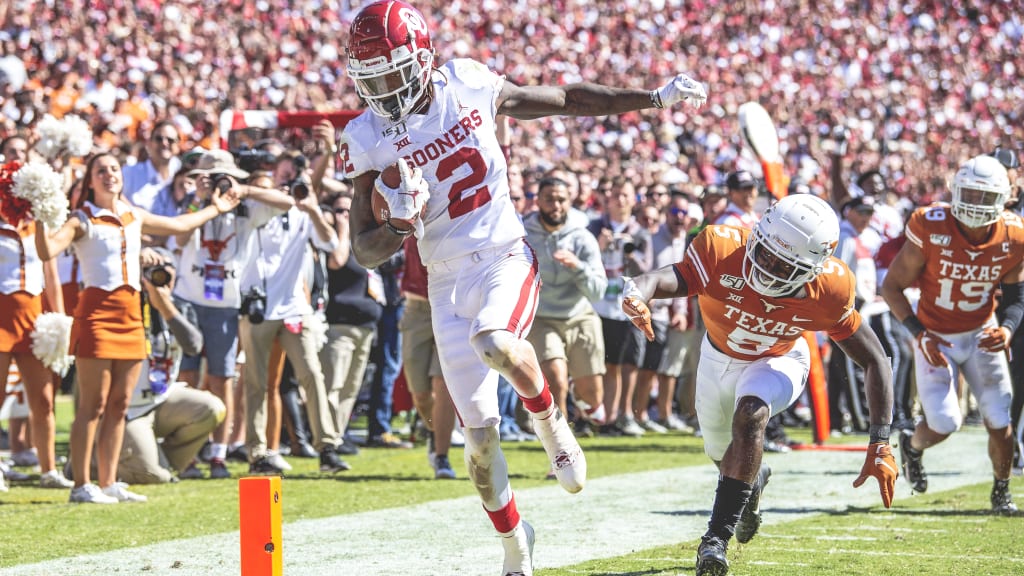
top-left (622, 194), bottom-right (896, 576)
top-left (882, 155), bottom-right (1024, 515)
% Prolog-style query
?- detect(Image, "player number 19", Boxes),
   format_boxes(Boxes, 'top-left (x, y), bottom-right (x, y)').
top-left (934, 279), bottom-right (991, 312)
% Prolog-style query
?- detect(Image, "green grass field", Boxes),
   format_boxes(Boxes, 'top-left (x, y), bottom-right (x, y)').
top-left (540, 482), bottom-right (1021, 576)
top-left (1, 395), bottom-right (1021, 575)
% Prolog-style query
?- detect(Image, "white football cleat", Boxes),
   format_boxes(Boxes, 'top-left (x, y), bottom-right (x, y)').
top-left (501, 520), bottom-right (535, 576)
top-left (532, 407), bottom-right (586, 493)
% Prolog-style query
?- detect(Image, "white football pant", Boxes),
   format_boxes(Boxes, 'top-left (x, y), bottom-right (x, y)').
top-left (696, 334), bottom-right (808, 461)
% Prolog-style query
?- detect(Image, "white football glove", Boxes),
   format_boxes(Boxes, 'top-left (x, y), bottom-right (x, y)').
top-left (375, 161), bottom-right (430, 222)
top-left (655, 73), bottom-right (708, 110)
top-left (622, 277), bottom-right (644, 302)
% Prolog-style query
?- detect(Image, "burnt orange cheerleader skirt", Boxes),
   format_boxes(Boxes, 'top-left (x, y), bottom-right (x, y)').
top-left (41, 282), bottom-right (81, 316)
top-left (71, 286), bottom-right (145, 360)
top-left (0, 291), bottom-right (42, 354)
top-left (62, 282), bottom-right (80, 315)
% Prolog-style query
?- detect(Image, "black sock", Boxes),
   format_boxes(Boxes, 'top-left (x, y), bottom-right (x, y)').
top-left (707, 475), bottom-right (753, 541)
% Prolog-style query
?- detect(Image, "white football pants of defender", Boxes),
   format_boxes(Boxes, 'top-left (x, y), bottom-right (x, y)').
top-left (428, 238), bottom-right (540, 514)
top-left (696, 334), bottom-right (808, 461)
top-left (913, 317), bottom-right (1012, 436)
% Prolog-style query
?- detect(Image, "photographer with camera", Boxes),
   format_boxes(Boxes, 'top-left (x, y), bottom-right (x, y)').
top-left (238, 148), bottom-right (348, 475)
top-left (587, 176), bottom-right (653, 437)
top-left (117, 247), bottom-right (226, 484)
top-left (173, 149), bottom-right (293, 478)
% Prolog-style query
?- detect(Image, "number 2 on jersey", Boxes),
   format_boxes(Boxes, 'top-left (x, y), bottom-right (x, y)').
top-left (435, 147), bottom-right (491, 219)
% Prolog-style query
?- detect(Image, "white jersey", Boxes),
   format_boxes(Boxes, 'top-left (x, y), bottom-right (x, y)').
top-left (341, 58), bottom-right (522, 265)
top-left (173, 199), bottom-right (282, 309)
top-left (0, 220), bottom-right (44, 295)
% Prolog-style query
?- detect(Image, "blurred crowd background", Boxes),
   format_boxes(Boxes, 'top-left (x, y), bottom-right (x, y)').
top-left (1, 0), bottom-right (1021, 203)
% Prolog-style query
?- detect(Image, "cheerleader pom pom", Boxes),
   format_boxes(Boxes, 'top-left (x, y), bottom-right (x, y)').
top-left (62, 115), bottom-right (95, 158)
top-left (35, 114), bottom-right (65, 160)
top-left (30, 312), bottom-right (75, 377)
top-left (13, 161), bottom-right (68, 230)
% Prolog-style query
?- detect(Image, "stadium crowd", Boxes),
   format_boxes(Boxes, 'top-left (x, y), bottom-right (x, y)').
top-left (0, 0), bottom-right (1021, 519)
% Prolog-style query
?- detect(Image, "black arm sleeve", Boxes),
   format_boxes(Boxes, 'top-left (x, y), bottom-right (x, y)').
top-left (1000, 282), bottom-right (1024, 336)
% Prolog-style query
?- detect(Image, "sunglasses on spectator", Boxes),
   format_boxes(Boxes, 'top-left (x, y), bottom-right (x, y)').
top-left (647, 191), bottom-right (669, 198)
top-left (669, 207), bottom-right (689, 217)
top-left (152, 135), bottom-right (178, 145)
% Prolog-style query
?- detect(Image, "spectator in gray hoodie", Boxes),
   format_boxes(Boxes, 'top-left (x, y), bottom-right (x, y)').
top-left (524, 177), bottom-right (608, 435)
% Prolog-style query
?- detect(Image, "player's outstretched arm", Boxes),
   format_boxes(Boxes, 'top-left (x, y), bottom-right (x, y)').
top-left (626, 265), bottom-right (689, 302)
top-left (497, 73), bottom-right (706, 121)
top-left (836, 322), bottom-right (898, 508)
top-left (834, 322), bottom-right (894, 433)
top-left (350, 171), bottom-right (407, 269)
top-left (621, 265), bottom-right (690, 341)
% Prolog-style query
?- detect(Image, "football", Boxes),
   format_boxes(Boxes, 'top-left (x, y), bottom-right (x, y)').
top-left (371, 161), bottom-right (418, 232)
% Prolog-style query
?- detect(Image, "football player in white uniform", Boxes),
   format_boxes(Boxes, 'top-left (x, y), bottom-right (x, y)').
top-left (341, 2), bottom-right (706, 573)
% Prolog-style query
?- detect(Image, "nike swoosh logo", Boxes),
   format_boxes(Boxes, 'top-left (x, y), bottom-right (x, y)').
top-left (876, 458), bottom-right (897, 472)
top-left (992, 255), bottom-right (1008, 262)
top-left (791, 315), bottom-right (811, 323)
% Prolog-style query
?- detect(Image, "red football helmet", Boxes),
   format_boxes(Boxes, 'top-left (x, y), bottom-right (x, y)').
top-left (346, 0), bottom-right (434, 121)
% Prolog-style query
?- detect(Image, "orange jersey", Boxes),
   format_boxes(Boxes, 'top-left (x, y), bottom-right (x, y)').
top-left (905, 204), bottom-right (1024, 333)
top-left (674, 225), bottom-right (860, 360)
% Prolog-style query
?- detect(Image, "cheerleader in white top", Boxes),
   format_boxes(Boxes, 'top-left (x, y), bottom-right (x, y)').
top-left (0, 178), bottom-right (70, 490)
top-left (35, 153), bottom-right (238, 504)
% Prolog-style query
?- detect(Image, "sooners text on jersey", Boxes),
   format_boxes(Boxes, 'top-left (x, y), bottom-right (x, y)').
top-left (905, 204), bottom-right (1024, 333)
top-left (675, 225), bottom-right (860, 360)
top-left (340, 59), bottom-right (522, 265)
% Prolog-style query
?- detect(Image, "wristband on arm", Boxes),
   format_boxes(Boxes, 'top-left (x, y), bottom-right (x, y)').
top-left (902, 315), bottom-right (925, 338)
top-left (999, 282), bottom-right (1024, 336)
top-left (383, 219), bottom-right (414, 237)
top-left (649, 90), bottom-right (664, 109)
top-left (869, 424), bottom-right (891, 445)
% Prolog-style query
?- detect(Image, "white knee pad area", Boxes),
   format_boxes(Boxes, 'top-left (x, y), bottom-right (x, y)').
top-left (470, 330), bottom-right (524, 373)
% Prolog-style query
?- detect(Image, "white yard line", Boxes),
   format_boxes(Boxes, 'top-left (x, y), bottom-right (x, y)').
top-left (6, 431), bottom-right (995, 575)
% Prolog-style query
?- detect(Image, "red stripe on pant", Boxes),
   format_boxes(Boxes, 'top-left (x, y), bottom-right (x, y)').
top-left (506, 245), bottom-right (540, 337)
top-left (485, 494), bottom-right (521, 534)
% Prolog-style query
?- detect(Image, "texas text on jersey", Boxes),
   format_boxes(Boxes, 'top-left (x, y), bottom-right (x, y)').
top-left (675, 225), bottom-right (860, 360)
top-left (905, 204), bottom-right (1024, 334)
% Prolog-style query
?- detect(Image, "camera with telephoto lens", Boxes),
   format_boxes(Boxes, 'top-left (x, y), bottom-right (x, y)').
top-left (287, 173), bottom-right (313, 201)
top-left (240, 286), bottom-right (267, 324)
top-left (233, 148), bottom-right (278, 174)
top-left (142, 264), bottom-right (172, 288)
top-left (212, 174), bottom-right (233, 194)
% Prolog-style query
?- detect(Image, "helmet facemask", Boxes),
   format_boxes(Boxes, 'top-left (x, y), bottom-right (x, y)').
top-left (348, 45), bottom-right (433, 122)
top-left (743, 227), bottom-right (822, 297)
top-left (739, 194), bottom-right (838, 298)
top-left (951, 184), bottom-right (1007, 228)
top-left (950, 155), bottom-right (1011, 229)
